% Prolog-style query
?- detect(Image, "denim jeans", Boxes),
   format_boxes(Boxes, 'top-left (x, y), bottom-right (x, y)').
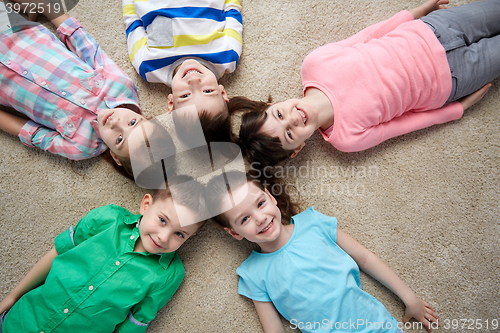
top-left (421, 0), bottom-right (500, 103)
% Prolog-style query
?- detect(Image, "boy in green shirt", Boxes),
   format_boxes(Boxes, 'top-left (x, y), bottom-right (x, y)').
top-left (0, 176), bottom-right (206, 333)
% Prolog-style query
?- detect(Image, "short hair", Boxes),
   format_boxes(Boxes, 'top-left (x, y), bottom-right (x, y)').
top-left (229, 96), bottom-right (294, 168)
top-left (152, 174), bottom-right (208, 228)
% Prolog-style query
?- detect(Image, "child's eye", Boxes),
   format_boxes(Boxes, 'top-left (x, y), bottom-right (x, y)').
top-left (116, 135), bottom-right (123, 144)
top-left (241, 216), bottom-right (249, 224)
top-left (175, 232), bottom-right (185, 239)
top-left (257, 200), bottom-right (265, 208)
top-left (287, 130), bottom-right (293, 139)
top-left (277, 111), bottom-right (283, 119)
top-left (159, 217), bottom-right (166, 225)
top-left (180, 93), bottom-right (190, 98)
top-left (203, 89), bottom-right (214, 93)
top-left (129, 119), bottom-right (136, 126)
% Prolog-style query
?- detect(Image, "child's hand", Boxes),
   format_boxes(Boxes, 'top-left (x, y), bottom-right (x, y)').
top-left (410, 0), bottom-right (449, 19)
top-left (403, 297), bottom-right (439, 332)
top-left (458, 83), bottom-right (492, 111)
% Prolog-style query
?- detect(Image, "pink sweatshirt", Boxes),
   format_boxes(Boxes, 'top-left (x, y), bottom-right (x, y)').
top-left (302, 10), bottom-right (463, 152)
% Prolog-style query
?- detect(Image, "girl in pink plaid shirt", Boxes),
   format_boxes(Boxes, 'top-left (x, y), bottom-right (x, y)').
top-left (0, 0), bottom-right (151, 178)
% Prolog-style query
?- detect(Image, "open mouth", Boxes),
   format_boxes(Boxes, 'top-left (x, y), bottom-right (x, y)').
top-left (102, 112), bottom-right (113, 126)
top-left (297, 109), bottom-right (307, 124)
top-left (182, 69), bottom-right (202, 78)
top-left (259, 220), bottom-right (273, 234)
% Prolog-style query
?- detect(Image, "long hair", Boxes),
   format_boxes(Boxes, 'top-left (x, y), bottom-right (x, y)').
top-left (205, 170), bottom-right (299, 229)
top-left (229, 96), bottom-right (294, 168)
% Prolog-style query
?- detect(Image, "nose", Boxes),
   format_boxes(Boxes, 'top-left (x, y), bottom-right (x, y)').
top-left (254, 212), bottom-right (266, 226)
top-left (187, 77), bottom-right (202, 85)
top-left (158, 229), bottom-right (171, 244)
top-left (109, 116), bottom-right (120, 129)
top-left (287, 109), bottom-right (300, 127)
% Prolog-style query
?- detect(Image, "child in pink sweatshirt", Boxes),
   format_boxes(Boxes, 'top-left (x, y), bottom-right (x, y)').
top-left (233, 0), bottom-right (499, 167)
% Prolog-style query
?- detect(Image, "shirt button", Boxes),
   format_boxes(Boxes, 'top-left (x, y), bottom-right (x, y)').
top-left (5, 61), bottom-right (10, 65)
top-left (115, 261), bottom-right (120, 266)
top-left (41, 81), bottom-right (46, 85)
top-left (63, 308), bottom-right (69, 314)
top-left (22, 70), bottom-right (28, 75)
top-left (130, 235), bottom-right (135, 240)
top-left (89, 285), bottom-right (94, 291)
top-left (62, 91), bottom-right (67, 96)
top-left (80, 100), bottom-right (86, 105)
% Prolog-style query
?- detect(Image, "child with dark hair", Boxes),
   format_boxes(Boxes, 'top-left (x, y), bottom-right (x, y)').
top-left (123, 0), bottom-right (243, 142)
top-left (0, 175), bottom-right (207, 333)
top-left (0, 0), bottom-right (151, 176)
top-left (206, 171), bottom-right (439, 333)
top-left (234, 0), bottom-right (499, 168)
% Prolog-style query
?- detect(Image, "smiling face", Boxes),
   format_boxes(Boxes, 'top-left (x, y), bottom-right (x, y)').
top-left (135, 194), bottom-right (201, 254)
top-left (168, 59), bottom-right (229, 116)
top-left (97, 107), bottom-right (147, 160)
top-left (222, 181), bottom-right (284, 250)
top-left (260, 99), bottom-right (318, 154)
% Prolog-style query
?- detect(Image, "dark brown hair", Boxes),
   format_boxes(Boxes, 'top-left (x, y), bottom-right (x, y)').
top-left (205, 170), bottom-right (299, 229)
top-left (229, 96), bottom-right (294, 168)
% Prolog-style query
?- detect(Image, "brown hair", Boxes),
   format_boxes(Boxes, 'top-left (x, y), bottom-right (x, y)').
top-left (229, 96), bottom-right (294, 168)
top-left (152, 174), bottom-right (208, 228)
top-left (205, 170), bottom-right (299, 229)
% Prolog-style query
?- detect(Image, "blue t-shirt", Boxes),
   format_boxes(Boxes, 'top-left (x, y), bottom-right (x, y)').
top-left (236, 207), bottom-right (398, 333)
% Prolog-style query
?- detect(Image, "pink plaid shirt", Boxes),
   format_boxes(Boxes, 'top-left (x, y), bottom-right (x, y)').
top-left (0, 18), bottom-right (142, 160)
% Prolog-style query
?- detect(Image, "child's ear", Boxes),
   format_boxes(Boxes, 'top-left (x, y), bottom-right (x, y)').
top-left (219, 85), bottom-right (229, 103)
top-left (140, 194), bottom-right (153, 215)
top-left (290, 142), bottom-right (306, 158)
top-left (264, 188), bottom-right (278, 206)
top-left (167, 94), bottom-right (174, 113)
top-left (110, 151), bottom-right (122, 166)
top-left (224, 227), bottom-right (244, 240)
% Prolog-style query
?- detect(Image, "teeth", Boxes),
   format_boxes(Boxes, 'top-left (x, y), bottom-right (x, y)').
top-left (183, 69), bottom-right (202, 78)
top-left (260, 221), bottom-right (273, 233)
top-left (298, 110), bottom-right (307, 124)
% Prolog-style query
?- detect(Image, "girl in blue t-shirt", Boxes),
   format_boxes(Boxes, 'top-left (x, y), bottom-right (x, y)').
top-left (206, 171), bottom-right (439, 333)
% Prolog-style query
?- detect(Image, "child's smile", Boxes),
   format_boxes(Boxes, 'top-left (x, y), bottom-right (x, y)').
top-left (223, 182), bottom-right (293, 253)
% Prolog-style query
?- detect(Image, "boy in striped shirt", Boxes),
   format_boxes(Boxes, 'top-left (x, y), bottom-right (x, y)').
top-left (123, 0), bottom-right (243, 141)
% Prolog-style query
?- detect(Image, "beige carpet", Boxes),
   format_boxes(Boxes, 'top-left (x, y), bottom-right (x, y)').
top-left (1, 0), bottom-right (499, 332)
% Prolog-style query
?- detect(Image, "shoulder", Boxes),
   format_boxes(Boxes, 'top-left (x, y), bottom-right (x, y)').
top-left (291, 207), bottom-right (336, 225)
top-left (292, 207), bottom-right (338, 241)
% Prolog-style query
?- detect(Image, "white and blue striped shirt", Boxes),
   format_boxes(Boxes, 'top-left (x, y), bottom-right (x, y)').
top-left (123, 0), bottom-right (243, 86)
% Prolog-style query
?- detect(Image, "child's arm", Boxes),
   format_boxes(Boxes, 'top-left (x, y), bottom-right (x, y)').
top-left (253, 300), bottom-right (286, 333)
top-left (336, 229), bottom-right (439, 332)
top-left (10, 0), bottom-right (69, 27)
top-left (409, 0), bottom-right (449, 20)
top-left (0, 248), bottom-right (57, 313)
top-left (0, 109), bottom-right (28, 136)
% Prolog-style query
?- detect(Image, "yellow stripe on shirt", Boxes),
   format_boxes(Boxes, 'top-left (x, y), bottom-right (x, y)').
top-left (123, 4), bottom-right (136, 16)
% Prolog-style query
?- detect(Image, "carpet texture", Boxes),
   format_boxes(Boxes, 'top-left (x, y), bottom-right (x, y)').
top-left (0, 0), bottom-right (499, 332)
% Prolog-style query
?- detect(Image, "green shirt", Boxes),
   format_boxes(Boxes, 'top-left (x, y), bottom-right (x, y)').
top-left (3, 205), bottom-right (184, 333)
